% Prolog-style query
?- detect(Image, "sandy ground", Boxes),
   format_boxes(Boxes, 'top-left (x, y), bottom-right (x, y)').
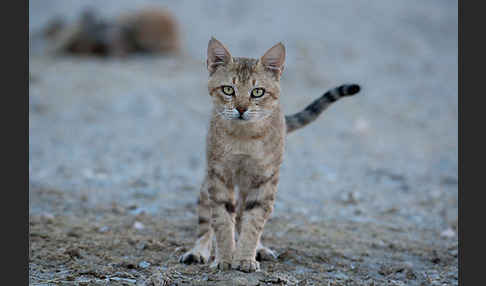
top-left (29, 1), bottom-right (457, 285)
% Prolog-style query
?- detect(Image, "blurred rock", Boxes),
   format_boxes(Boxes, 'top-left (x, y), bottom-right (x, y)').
top-left (340, 191), bottom-right (361, 205)
top-left (145, 269), bottom-right (172, 286)
top-left (353, 117), bottom-right (370, 135)
top-left (440, 228), bottom-right (456, 238)
top-left (133, 221), bottom-right (145, 230)
top-left (44, 7), bottom-right (180, 57)
top-left (97, 226), bottom-right (110, 233)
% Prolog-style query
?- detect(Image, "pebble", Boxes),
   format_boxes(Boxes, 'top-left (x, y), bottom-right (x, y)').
top-left (98, 226), bottom-right (110, 233)
top-left (332, 272), bottom-right (349, 280)
top-left (109, 277), bottom-right (136, 284)
top-left (353, 117), bottom-right (370, 134)
top-left (233, 277), bottom-right (250, 286)
top-left (138, 261), bottom-right (151, 269)
top-left (440, 228), bottom-right (456, 238)
top-left (133, 221), bottom-right (145, 230)
top-left (340, 191), bottom-right (361, 205)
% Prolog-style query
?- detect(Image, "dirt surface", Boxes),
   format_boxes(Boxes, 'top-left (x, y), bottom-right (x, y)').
top-left (29, 1), bottom-right (457, 285)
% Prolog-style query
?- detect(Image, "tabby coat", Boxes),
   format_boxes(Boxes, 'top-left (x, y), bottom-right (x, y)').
top-left (179, 38), bottom-right (360, 272)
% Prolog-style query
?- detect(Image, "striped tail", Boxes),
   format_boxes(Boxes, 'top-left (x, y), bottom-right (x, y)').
top-left (285, 84), bottom-right (361, 134)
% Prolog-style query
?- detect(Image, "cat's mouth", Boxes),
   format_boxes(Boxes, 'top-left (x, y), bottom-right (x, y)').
top-left (237, 115), bottom-right (248, 121)
top-left (232, 112), bottom-right (251, 121)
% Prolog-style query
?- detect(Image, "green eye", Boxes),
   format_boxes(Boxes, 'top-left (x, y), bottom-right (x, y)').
top-left (251, 88), bottom-right (265, 98)
top-left (222, 86), bottom-right (235, 96)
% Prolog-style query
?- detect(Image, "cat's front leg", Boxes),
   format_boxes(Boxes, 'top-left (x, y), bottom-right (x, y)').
top-left (207, 167), bottom-right (236, 270)
top-left (232, 170), bottom-right (279, 272)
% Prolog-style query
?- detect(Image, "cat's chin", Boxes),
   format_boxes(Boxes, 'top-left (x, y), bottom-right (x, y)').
top-left (232, 118), bottom-right (250, 123)
top-left (227, 116), bottom-right (249, 122)
top-left (231, 115), bottom-right (270, 123)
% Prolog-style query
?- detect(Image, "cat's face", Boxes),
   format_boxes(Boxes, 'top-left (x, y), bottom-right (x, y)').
top-left (207, 38), bottom-right (285, 122)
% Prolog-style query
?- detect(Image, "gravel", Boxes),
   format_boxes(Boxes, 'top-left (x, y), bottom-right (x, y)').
top-left (29, 1), bottom-right (457, 285)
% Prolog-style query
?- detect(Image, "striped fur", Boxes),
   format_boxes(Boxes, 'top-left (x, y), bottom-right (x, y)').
top-left (285, 84), bottom-right (361, 133)
top-left (179, 38), bottom-right (360, 273)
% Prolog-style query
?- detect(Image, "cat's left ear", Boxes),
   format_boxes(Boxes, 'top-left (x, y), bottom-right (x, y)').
top-left (260, 42), bottom-right (285, 77)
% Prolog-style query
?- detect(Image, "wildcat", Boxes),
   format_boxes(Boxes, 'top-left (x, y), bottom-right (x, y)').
top-left (179, 37), bottom-right (360, 272)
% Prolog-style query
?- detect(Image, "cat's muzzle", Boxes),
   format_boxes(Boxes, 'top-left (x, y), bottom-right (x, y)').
top-left (237, 113), bottom-right (249, 121)
top-left (233, 107), bottom-right (250, 121)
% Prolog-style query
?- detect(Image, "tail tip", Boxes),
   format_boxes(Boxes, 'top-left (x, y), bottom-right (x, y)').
top-left (347, 84), bottom-right (361, 95)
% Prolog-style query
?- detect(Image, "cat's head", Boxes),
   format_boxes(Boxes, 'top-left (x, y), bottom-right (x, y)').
top-left (207, 37), bottom-right (285, 122)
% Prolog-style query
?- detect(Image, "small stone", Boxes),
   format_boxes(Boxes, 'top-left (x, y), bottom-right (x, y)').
top-left (67, 228), bottom-right (82, 238)
top-left (127, 204), bottom-right (138, 210)
top-left (440, 228), bottom-right (456, 238)
top-left (40, 212), bottom-right (55, 223)
top-left (145, 270), bottom-right (172, 285)
top-left (133, 221), bottom-right (145, 230)
top-left (131, 179), bottom-right (148, 188)
top-left (111, 203), bottom-right (125, 214)
top-left (378, 265), bottom-right (393, 276)
top-left (354, 117), bottom-right (370, 134)
top-left (136, 241), bottom-right (147, 250)
top-left (64, 247), bottom-right (81, 258)
top-left (332, 272), bottom-right (349, 280)
top-left (138, 261), bottom-right (151, 268)
top-left (402, 261), bottom-right (414, 268)
top-left (65, 275), bottom-right (75, 281)
top-left (110, 277), bottom-right (136, 284)
top-left (387, 280), bottom-right (406, 286)
top-left (98, 226), bottom-right (110, 233)
top-left (406, 269), bottom-right (417, 280)
top-left (233, 277), bottom-right (249, 286)
top-left (431, 257), bottom-right (441, 264)
top-left (340, 191), bottom-right (360, 205)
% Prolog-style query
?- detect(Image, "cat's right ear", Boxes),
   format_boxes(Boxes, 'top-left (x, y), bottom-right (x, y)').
top-left (207, 37), bottom-right (232, 74)
top-left (260, 42), bottom-right (285, 77)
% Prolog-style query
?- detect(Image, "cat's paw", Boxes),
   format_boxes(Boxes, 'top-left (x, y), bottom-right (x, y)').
top-left (209, 259), bottom-right (232, 270)
top-left (231, 259), bottom-right (260, 273)
top-left (256, 245), bottom-right (278, 261)
top-left (179, 250), bottom-right (209, 265)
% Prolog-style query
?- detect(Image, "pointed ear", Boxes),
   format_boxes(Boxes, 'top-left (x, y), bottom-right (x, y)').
top-left (207, 37), bottom-right (232, 74)
top-left (260, 42), bottom-right (285, 76)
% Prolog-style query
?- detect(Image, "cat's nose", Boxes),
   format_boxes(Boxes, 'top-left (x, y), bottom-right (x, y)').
top-left (236, 107), bottom-right (247, 115)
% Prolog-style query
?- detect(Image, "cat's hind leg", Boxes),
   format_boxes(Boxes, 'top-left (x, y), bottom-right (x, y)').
top-left (207, 167), bottom-right (236, 270)
top-left (179, 180), bottom-right (213, 264)
top-left (256, 240), bottom-right (277, 261)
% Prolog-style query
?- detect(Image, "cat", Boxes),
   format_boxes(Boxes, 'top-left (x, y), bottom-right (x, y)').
top-left (44, 7), bottom-right (180, 57)
top-left (179, 37), bottom-right (360, 272)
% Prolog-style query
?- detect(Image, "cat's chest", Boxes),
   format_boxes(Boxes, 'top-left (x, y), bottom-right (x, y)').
top-left (219, 136), bottom-right (284, 170)
top-left (224, 138), bottom-right (265, 158)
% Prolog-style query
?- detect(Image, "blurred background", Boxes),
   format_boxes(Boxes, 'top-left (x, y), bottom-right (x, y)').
top-left (29, 0), bottom-right (458, 284)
